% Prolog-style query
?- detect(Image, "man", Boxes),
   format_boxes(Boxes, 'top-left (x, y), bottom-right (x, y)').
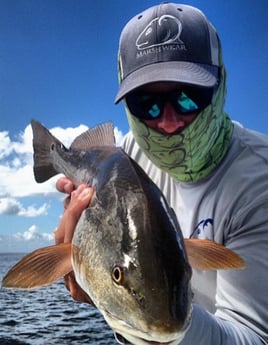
top-left (55, 3), bottom-right (268, 344)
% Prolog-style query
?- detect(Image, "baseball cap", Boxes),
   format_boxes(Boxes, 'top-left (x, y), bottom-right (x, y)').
top-left (115, 3), bottom-right (220, 103)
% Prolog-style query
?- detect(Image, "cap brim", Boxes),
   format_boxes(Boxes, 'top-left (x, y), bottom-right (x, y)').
top-left (115, 61), bottom-right (219, 103)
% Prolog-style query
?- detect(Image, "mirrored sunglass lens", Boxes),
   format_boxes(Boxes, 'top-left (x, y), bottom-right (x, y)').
top-left (139, 95), bottom-right (162, 119)
top-left (177, 92), bottom-right (199, 113)
top-left (148, 104), bottom-right (161, 118)
top-left (126, 94), bottom-right (162, 120)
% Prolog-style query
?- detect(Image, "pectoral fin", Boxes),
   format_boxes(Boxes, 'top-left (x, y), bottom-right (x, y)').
top-left (2, 243), bottom-right (73, 289)
top-left (184, 239), bottom-right (245, 270)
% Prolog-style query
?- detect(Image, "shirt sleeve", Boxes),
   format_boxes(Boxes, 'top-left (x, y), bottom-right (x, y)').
top-left (179, 304), bottom-right (266, 345)
top-left (173, 193), bottom-right (268, 345)
top-left (172, 191), bottom-right (268, 345)
top-left (214, 198), bottom-right (268, 344)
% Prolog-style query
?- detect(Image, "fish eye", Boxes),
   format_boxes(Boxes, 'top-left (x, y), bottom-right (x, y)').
top-left (112, 266), bottom-right (124, 285)
top-left (50, 143), bottom-right (55, 150)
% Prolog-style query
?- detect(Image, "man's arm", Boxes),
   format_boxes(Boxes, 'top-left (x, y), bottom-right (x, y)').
top-left (180, 304), bottom-right (265, 345)
top-left (54, 180), bottom-right (94, 303)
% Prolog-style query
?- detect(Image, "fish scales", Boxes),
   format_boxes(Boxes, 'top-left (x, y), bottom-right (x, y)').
top-left (67, 145), bottom-right (192, 332)
top-left (33, 120), bottom-right (193, 340)
top-left (1, 120), bottom-right (245, 345)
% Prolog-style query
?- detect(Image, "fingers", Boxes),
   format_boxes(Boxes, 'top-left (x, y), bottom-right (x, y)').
top-left (56, 176), bottom-right (75, 194)
top-left (55, 177), bottom-right (74, 211)
top-left (54, 185), bottom-right (94, 244)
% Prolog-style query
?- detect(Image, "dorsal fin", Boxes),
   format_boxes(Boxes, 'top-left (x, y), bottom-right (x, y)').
top-left (70, 122), bottom-right (115, 150)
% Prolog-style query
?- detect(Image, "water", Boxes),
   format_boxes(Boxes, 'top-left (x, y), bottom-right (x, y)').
top-left (0, 253), bottom-right (117, 345)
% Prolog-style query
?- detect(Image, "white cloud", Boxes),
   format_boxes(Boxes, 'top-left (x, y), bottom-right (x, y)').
top-left (114, 126), bottom-right (125, 146)
top-left (0, 122), bottom-right (125, 216)
top-left (0, 225), bottom-right (54, 253)
top-left (19, 203), bottom-right (50, 217)
top-left (0, 197), bottom-right (49, 217)
top-left (0, 131), bottom-right (12, 159)
top-left (14, 224), bottom-right (54, 241)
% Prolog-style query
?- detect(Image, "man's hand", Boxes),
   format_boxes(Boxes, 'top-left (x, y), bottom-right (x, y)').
top-left (54, 182), bottom-right (94, 244)
top-left (54, 177), bottom-right (94, 304)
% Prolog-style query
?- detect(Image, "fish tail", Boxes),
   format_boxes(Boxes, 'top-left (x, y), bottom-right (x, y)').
top-left (31, 120), bottom-right (61, 183)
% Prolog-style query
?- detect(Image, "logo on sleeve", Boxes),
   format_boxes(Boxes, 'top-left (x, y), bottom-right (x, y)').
top-left (190, 218), bottom-right (214, 239)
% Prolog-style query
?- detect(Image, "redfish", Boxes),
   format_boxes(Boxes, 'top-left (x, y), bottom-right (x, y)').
top-left (2, 120), bottom-right (244, 345)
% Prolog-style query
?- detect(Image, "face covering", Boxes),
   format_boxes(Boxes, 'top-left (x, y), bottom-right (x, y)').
top-left (124, 53), bottom-right (233, 183)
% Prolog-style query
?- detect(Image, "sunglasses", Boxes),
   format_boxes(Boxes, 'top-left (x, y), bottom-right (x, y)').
top-left (125, 86), bottom-right (214, 121)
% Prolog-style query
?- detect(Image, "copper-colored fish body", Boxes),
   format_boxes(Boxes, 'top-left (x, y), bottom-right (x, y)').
top-left (2, 120), bottom-right (244, 345)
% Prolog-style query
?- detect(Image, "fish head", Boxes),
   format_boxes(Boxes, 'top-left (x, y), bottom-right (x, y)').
top-left (71, 189), bottom-right (192, 344)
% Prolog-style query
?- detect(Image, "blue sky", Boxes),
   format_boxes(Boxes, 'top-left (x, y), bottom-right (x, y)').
top-left (0, 0), bottom-right (267, 252)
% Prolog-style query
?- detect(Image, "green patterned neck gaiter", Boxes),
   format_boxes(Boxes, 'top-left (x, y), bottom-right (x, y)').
top-left (125, 58), bottom-right (233, 183)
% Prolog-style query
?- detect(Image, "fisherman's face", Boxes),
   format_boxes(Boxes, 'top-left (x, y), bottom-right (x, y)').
top-left (125, 82), bottom-right (213, 135)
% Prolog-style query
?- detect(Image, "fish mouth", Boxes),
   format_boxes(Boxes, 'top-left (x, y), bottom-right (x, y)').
top-left (114, 332), bottom-right (179, 345)
top-left (104, 306), bottom-right (193, 345)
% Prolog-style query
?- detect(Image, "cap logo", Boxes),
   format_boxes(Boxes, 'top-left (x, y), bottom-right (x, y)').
top-left (136, 15), bottom-right (186, 53)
